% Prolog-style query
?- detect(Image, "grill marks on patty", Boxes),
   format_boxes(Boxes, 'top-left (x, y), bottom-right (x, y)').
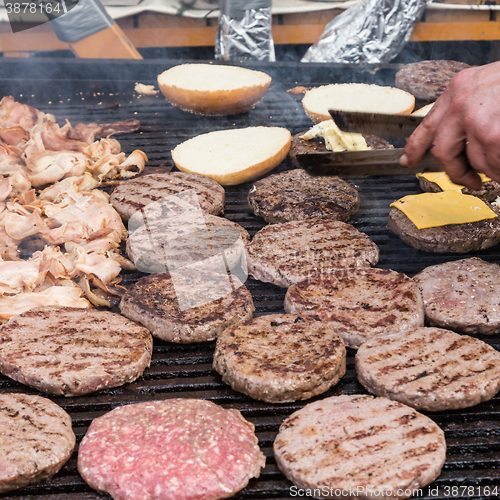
top-left (0, 307), bottom-right (153, 396)
top-left (247, 169), bottom-right (359, 223)
top-left (0, 393), bottom-right (76, 493)
top-left (274, 395), bottom-right (446, 499)
top-left (213, 314), bottom-right (346, 403)
top-left (414, 257), bottom-right (500, 334)
top-left (246, 220), bottom-right (379, 288)
top-left (284, 269), bottom-right (424, 349)
top-left (119, 271), bottom-right (255, 343)
top-left (110, 172), bottom-right (225, 222)
top-left (356, 327), bottom-right (500, 411)
top-left (126, 214), bottom-right (249, 274)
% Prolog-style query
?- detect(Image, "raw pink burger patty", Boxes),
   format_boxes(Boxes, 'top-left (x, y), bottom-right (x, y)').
top-left (78, 398), bottom-right (265, 500)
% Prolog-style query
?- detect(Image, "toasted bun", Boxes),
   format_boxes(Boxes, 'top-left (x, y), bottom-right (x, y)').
top-left (158, 64), bottom-right (271, 116)
top-left (172, 127), bottom-right (291, 186)
top-left (302, 83), bottom-right (415, 123)
top-left (412, 103), bottom-right (434, 117)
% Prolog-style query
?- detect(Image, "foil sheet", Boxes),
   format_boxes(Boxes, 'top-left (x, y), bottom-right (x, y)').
top-left (302, 0), bottom-right (429, 64)
top-left (216, 1), bottom-right (275, 62)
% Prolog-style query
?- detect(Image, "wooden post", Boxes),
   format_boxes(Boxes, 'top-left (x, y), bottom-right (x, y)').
top-left (69, 24), bottom-right (142, 59)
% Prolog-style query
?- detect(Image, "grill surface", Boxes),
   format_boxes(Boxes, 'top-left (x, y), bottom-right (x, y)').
top-left (0, 59), bottom-right (500, 500)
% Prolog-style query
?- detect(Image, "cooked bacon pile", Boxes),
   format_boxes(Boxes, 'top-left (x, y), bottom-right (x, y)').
top-left (0, 96), bottom-right (146, 321)
top-left (0, 96), bottom-right (146, 192)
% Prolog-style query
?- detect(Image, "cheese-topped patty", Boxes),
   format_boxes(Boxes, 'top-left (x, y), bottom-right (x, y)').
top-left (417, 172), bottom-right (492, 192)
top-left (387, 191), bottom-right (500, 253)
top-left (390, 192), bottom-right (497, 230)
top-left (417, 171), bottom-right (500, 202)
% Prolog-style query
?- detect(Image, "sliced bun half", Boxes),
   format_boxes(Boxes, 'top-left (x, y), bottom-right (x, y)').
top-left (172, 127), bottom-right (291, 186)
top-left (158, 64), bottom-right (271, 115)
top-left (412, 103), bottom-right (434, 117)
top-left (302, 83), bottom-right (415, 123)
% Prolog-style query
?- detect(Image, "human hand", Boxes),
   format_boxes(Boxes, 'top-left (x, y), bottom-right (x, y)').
top-left (400, 61), bottom-right (500, 190)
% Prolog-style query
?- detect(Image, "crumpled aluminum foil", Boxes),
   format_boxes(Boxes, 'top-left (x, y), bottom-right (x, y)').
top-left (302, 0), bottom-right (429, 64)
top-left (216, 0), bottom-right (275, 62)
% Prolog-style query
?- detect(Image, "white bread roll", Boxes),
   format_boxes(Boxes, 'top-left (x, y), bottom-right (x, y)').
top-left (157, 64), bottom-right (271, 116)
top-left (172, 127), bottom-right (291, 186)
top-left (302, 83), bottom-right (415, 124)
top-left (412, 103), bottom-right (434, 117)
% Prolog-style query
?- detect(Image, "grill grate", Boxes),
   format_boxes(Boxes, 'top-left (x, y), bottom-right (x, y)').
top-left (0, 60), bottom-right (500, 500)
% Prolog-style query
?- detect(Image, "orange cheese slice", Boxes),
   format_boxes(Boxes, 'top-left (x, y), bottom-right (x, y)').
top-left (416, 172), bottom-right (491, 192)
top-left (390, 191), bottom-right (497, 229)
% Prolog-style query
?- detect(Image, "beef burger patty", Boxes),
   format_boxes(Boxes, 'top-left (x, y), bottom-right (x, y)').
top-left (418, 175), bottom-right (500, 202)
top-left (78, 399), bottom-right (265, 500)
top-left (395, 60), bottom-right (471, 101)
top-left (213, 314), bottom-right (346, 403)
top-left (284, 269), bottom-right (424, 349)
top-left (247, 169), bottom-right (359, 224)
top-left (119, 270), bottom-right (254, 343)
top-left (356, 327), bottom-right (500, 411)
top-left (0, 393), bottom-right (75, 493)
top-left (110, 172), bottom-right (225, 223)
top-left (414, 257), bottom-right (500, 334)
top-left (246, 219), bottom-right (379, 288)
top-left (0, 306), bottom-right (152, 396)
top-left (387, 203), bottom-right (500, 253)
top-left (274, 394), bottom-right (446, 500)
top-left (126, 214), bottom-right (249, 273)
